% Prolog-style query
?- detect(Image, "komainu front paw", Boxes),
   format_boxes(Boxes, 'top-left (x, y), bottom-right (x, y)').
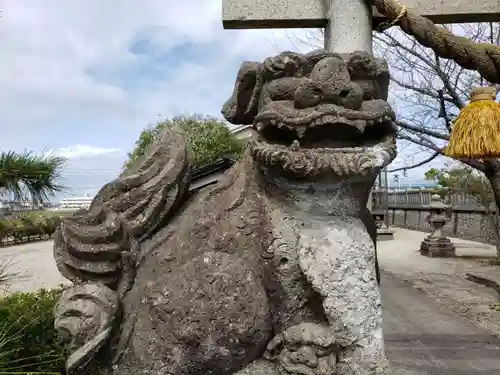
top-left (265, 323), bottom-right (338, 375)
top-left (54, 282), bottom-right (119, 373)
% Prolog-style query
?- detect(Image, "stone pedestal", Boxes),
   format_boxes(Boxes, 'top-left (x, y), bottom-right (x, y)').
top-left (419, 194), bottom-right (455, 258)
top-left (377, 227), bottom-right (395, 241)
top-left (372, 211), bottom-right (394, 240)
top-left (420, 236), bottom-right (455, 257)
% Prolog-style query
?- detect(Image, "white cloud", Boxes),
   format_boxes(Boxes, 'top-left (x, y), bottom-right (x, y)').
top-left (0, 0), bottom-right (441, 195)
top-left (56, 145), bottom-right (121, 159)
top-left (55, 151), bottom-right (128, 201)
top-left (0, 0), bottom-right (315, 195)
top-left (0, 0), bottom-right (313, 152)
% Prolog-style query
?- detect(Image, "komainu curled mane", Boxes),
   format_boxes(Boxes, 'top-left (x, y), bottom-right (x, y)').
top-left (53, 50), bottom-right (396, 375)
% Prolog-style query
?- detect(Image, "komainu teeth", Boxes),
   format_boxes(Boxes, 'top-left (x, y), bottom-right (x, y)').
top-left (256, 123), bottom-right (265, 132)
top-left (290, 140), bottom-right (300, 151)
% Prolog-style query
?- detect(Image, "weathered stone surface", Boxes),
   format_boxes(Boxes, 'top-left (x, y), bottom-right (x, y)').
top-left (343, 51), bottom-right (390, 101)
top-left (235, 323), bottom-right (338, 374)
top-left (420, 238), bottom-right (456, 257)
top-left (222, 0), bottom-right (500, 29)
top-left (325, 0), bottom-right (373, 54)
top-left (53, 51), bottom-right (397, 375)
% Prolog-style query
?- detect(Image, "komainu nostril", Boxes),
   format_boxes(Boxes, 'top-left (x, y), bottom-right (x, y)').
top-left (339, 82), bottom-right (364, 110)
top-left (339, 89), bottom-right (350, 98)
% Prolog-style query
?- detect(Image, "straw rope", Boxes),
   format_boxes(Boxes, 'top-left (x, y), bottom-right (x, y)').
top-left (373, 0), bottom-right (500, 84)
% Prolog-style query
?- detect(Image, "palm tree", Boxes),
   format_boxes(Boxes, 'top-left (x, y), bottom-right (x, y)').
top-left (0, 150), bottom-right (66, 205)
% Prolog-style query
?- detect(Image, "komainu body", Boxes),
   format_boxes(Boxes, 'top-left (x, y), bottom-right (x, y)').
top-left (54, 50), bottom-right (396, 375)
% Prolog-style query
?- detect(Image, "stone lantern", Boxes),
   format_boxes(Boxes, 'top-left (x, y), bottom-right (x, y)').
top-left (420, 194), bottom-right (456, 257)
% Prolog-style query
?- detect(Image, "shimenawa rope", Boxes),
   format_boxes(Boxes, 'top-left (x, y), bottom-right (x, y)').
top-left (373, 0), bottom-right (500, 84)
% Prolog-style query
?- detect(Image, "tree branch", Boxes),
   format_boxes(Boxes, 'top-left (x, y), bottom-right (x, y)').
top-left (397, 132), bottom-right (486, 172)
top-left (397, 120), bottom-right (450, 141)
top-left (397, 132), bottom-right (439, 150)
top-left (391, 76), bottom-right (443, 101)
top-left (388, 151), bottom-right (440, 172)
top-left (433, 57), bottom-right (467, 109)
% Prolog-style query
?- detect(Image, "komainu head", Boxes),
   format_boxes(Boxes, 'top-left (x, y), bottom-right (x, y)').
top-left (222, 50), bottom-right (397, 178)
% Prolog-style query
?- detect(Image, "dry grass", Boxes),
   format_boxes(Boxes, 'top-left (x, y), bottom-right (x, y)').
top-left (0, 261), bottom-right (19, 291)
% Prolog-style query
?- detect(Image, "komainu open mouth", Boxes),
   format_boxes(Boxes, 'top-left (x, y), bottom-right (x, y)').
top-left (255, 100), bottom-right (397, 150)
top-left (249, 130), bottom-right (396, 178)
top-left (221, 49), bottom-right (399, 177)
top-left (250, 100), bottom-right (397, 177)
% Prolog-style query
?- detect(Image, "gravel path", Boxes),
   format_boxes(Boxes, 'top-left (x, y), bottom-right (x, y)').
top-left (382, 272), bottom-right (500, 374)
top-left (0, 240), bottom-right (69, 295)
top-left (378, 228), bottom-right (500, 338)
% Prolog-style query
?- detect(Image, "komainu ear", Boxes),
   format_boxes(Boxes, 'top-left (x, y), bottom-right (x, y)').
top-left (222, 61), bottom-right (263, 125)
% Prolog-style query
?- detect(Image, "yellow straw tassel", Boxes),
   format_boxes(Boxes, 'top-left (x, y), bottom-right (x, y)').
top-left (445, 86), bottom-right (500, 159)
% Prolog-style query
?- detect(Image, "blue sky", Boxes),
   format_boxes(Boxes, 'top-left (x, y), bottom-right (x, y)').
top-left (0, 0), bottom-right (447, 200)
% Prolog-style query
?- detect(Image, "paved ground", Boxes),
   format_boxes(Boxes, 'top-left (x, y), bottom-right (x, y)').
top-left (378, 228), bottom-right (500, 283)
top-left (382, 272), bottom-right (500, 374)
top-left (1, 230), bottom-right (500, 373)
top-left (0, 240), bottom-right (68, 294)
top-left (378, 228), bottom-right (500, 338)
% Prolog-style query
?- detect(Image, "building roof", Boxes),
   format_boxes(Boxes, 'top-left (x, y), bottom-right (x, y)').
top-left (189, 157), bottom-right (236, 192)
top-left (230, 124), bottom-right (253, 134)
top-left (230, 125), bottom-right (256, 140)
top-left (191, 158), bottom-right (235, 180)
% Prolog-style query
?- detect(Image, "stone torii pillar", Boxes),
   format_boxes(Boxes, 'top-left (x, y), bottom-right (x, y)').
top-left (324, 0), bottom-right (373, 53)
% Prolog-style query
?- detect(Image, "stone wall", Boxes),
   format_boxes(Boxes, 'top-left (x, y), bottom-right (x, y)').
top-left (387, 206), bottom-right (499, 245)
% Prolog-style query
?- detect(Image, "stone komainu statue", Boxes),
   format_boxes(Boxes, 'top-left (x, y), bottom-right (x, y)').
top-left (53, 50), bottom-right (397, 375)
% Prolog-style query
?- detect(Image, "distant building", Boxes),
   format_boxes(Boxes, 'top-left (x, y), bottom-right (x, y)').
top-left (378, 175), bottom-right (440, 190)
top-left (58, 194), bottom-right (94, 210)
top-left (0, 200), bottom-right (35, 212)
top-left (387, 179), bottom-right (440, 190)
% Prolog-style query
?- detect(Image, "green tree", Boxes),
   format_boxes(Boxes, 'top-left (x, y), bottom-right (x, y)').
top-left (124, 115), bottom-right (245, 170)
top-left (424, 168), bottom-right (441, 182)
top-left (425, 163), bottom-right (500, 258)
top-left (0, 151), bottom-right (65, 205)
